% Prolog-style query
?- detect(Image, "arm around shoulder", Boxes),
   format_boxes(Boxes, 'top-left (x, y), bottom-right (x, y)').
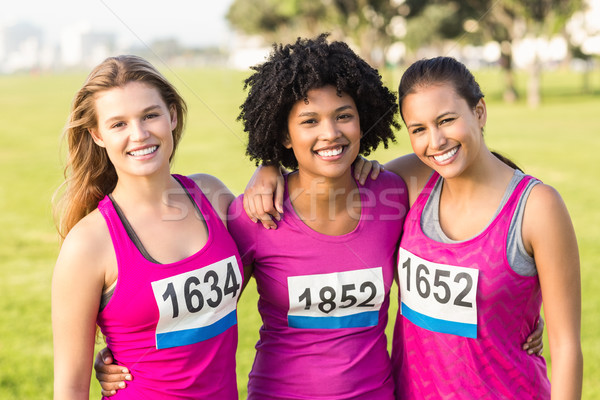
top-left (523, 183), bottom-right (583, 399)
top-left (383, 153), bottom-right (432, 206)
top-left (52, 213), bottom-right (111, 399)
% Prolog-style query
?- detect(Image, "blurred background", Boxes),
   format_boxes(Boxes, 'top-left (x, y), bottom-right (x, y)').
top-left (2, 0), bottom-right (600, 105)
top-left (1, 0), bottom-right (599, 399)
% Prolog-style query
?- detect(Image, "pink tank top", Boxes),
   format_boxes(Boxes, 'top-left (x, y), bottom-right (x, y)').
top-left (392, 172), bottom-right (550, 399)
top-left (97, 174), bottom-right (241, 399)
top-left (228, 170), bottom-right (408, 399)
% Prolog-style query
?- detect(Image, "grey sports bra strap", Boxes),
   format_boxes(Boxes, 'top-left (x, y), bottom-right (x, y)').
top-left (421, 170), bottom-right (538, 276)
top-left (108, 193), bottom-right (161, 264)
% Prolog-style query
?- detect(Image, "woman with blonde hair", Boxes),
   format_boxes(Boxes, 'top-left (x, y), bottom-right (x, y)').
top-left (52, 55), bottom-right (242, 399)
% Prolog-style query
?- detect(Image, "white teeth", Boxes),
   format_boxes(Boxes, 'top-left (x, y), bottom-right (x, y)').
top-left (433, 147), bottom-right (458, 162)
top-left (317, 147), bottom-right (343, 157)
top-left (128, 146), bottom-right (157, 157)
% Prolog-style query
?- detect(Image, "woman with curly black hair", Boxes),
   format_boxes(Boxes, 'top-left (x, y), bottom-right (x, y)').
top-left (227, 34), bottom-right (408, 399)
top-left (239, 33), bottom-right (397, 171)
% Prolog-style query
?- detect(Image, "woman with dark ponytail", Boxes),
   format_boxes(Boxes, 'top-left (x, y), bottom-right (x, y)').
top-left (386, 56), bottom-right (582, 399)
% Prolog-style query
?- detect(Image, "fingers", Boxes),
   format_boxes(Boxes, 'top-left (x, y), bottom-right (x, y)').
top-left (243, 187), bottom-right (278, 229)
top-left (101, 388), bottom-right (117, 397)
top-left (274, 174), bottom-right (285, 214)
top-left (527, 337), bottom-right (544, 356)
top-left (97, 370), bottom-right (132, 395)
top-left (94, 347), bottom-right (114, 373)
top-left (98, 347), bottom-right (114, 365)
top-left (242, 192), bottom-right (258, 223)
top-left (370, 161), bottom-right (383, 181)
top-left (243, 166), bottom-right (284, 230)
top-left (260, 191), bottom-right (281, 222)
top-left (353, 157), bottom-right (365, 182)
top-left (523, 334), bottom-right (544, 355)
top-left (353, 156), bottom-right (382, 185)
top-left (523, 318), bottom-right (545, 355)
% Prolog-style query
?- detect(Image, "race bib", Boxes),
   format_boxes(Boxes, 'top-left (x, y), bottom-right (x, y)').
top-left (287, 267), bottom-right (385, 329)
top-left (398, 248), bottom-right (479, 338)
top-left (151, 255), bottom-right (242, 349)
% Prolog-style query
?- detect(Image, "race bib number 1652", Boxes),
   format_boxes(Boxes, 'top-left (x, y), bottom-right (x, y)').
top-left (398, 249), bottom-right (479, 338)
top-left (151, 256), bottom-right (241, 349)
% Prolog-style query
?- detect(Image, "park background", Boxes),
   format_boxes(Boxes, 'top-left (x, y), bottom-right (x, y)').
top-left (1, 0), bottom-right (599, 398)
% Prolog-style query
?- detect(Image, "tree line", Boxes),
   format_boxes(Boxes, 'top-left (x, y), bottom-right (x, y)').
top-left (227, 0), bottom-right (593, 107)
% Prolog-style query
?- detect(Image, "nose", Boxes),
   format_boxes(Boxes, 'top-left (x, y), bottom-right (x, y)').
top-left (130, 121), bottom-right (150, 142)
top-left (319, 118), bottom-right (342, 141)
top-left (428, 126), bottom-right (447, 150)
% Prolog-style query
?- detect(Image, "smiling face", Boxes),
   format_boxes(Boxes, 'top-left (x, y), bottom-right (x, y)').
top-left (284, 85), bottom-right (361, 182)
top-left (401, 83), bottom-right (487, 179)
top-left (89, 81), bottom-right (177, 179)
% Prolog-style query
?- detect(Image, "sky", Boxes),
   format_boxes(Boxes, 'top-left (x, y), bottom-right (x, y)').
top-left (2, 0), bottom-right (236, 48)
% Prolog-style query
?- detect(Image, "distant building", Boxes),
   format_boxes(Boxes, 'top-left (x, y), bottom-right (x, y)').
top-left (0, 22), bottom-right (44, 73)
top-left (60, 23), bottom-right (115, 68)
top-left (227, 34), bottom-right (270, 70)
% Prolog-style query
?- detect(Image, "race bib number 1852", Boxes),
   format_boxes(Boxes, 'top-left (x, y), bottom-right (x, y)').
top-left (287, 267), bottom-right (385, 329)
top-left (398, 249), bottom-right (479, 338)
top-left (151, 255), bottom-right (241, 349)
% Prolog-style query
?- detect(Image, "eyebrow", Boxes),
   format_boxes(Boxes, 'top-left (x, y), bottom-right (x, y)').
top-left (104, 105), bottom-right (163, 124)
top-left (296, 104), bottom-right (354, 118)
top-left (406, 111), bottom-right (455, 129)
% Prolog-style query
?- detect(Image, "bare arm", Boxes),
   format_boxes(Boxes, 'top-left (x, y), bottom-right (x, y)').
top-left (383, 153), bottom-right (432, 207)
top-left (52, 214), bottom-right (110, 399)
top-left (523, 184), bottom-right (583, 399)
top-left (243, 157), bottom-right (388, 228)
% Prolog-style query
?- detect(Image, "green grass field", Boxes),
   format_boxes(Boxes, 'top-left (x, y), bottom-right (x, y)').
top-left (0, 65), bottom-right (598, 399)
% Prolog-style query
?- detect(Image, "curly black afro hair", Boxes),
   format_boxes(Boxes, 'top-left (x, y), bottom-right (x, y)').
top-left (238, 33), bottom-right (399, 170)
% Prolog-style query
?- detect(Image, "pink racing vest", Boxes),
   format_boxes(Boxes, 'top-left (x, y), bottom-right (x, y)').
top-left (97, 174), bottom-right (241, 399)
top-left (392, 172), bottom-right (550, 399)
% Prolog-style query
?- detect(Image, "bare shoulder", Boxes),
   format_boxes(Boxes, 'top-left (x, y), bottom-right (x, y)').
top-left (384, 153), bottom-right (433, 205)
top-left (188, 173), bottom-right (235, 227)
top-left (522, 182), bottom-right (576, 254)
top-left (524, 183), bottom-right (569, 218)
top-left (54, 209), bottom-right (113, 284)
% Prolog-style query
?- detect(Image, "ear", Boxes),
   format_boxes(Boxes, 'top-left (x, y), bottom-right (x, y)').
top-left (475, 98), bottom-right (487, 129)
top-left (88, 128), bottom-right (105, 148)
top-left (282, 132), bottom-right (292, 149)
top-left (169, 105), bottom-right (178, 131)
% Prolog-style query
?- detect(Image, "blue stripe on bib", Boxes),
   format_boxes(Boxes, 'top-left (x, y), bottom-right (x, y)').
top-left (288, 310), bottom-right (378, 329)
top-left (156, 309), bottom-right (237, 349)
top-left (402, 303), bottom-right (477, 338)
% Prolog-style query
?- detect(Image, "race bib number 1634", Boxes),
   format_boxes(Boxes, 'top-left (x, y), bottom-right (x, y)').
top-left (151, 255), bottom-right (241, 349)
top-left (398, 248), bottom-right (479, 338)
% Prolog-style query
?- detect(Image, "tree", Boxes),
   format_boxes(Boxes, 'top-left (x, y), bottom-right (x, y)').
top-left (510, 0), bottom-right (582, 107)
top-left (226, 0), bottom-right (404, 67)
top-left (402, 0), bottom-right (582, 106)
top-left (226, 0), bottom-right (335, 47)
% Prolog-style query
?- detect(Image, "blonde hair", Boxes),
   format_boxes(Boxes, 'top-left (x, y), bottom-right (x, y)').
top-left (54, 55), bottom-right (187, 240)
